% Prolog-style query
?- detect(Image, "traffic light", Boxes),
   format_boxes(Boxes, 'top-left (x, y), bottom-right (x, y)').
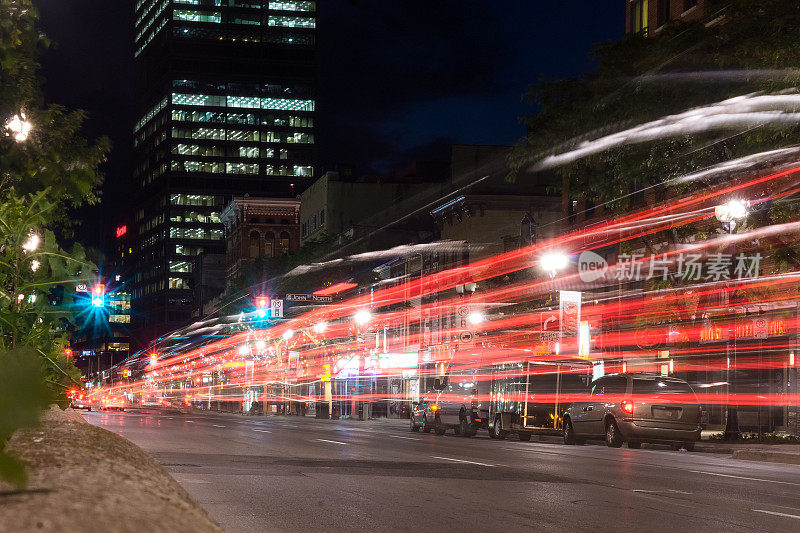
top-left (255, 295), bottom-right (269, 318)
top-left (91, 284), bottom-right (105, 308)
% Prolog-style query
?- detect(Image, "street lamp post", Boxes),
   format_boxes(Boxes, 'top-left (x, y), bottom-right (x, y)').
top-left (715, 199), bottom-right (749, 440)
top-left (539, 252), bottom-right (569, 429)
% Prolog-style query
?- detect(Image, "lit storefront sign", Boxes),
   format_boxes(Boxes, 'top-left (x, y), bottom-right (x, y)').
top-left (379, 352), bottom-right (418, 369)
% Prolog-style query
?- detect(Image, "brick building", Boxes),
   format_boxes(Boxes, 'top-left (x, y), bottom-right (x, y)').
top-left (220, 196), bottom-right (301, 281)
top-left (626, 0), bottom-right (706, 36)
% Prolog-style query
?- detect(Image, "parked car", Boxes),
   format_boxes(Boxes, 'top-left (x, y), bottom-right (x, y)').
top-left (427, 369), bottom-right (490, 437)
top-left (70, 392), bottom-right (91, 410)
top-left (410, 398), bottom-right (433, 433)
top-left (563, 373), bottom-right (701, 450)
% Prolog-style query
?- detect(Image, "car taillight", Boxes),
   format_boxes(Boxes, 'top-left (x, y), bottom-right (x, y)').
top-left (622, 400), bottom-right (634, 414)
top-left (430, 404), bottom-right (439, 412)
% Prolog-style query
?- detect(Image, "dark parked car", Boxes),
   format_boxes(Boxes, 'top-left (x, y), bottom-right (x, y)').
top-left (563, 373), bottom-right (702, 450)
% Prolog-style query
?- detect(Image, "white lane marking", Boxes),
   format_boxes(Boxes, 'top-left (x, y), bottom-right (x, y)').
top-left (633, 489), bottom-right (692, 495)
top-left (431, 456), bottom-right (497, 468)
top-left (388, 435), bottom-right (420, 441)
top-left (252, 429), bottom-right (272, 433)
top-left (315, 438), bottom-right (348, 445)
top-left (212, 424), bottom-right (225, 428)
top-left (690, 470), bottom-right (800, 486)
top-left (753, 509), bottom-right (800, 520)
top-left (186, 420), bottom-right (194, 423)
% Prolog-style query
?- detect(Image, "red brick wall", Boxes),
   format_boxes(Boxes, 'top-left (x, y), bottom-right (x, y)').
top-left (625, 0), bottom-right (706, 35)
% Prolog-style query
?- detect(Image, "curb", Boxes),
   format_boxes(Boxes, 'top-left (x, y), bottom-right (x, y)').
top-left (1, 406), bottom-right (223, 532)
top-left (731, 450), bottom-right (800, 465)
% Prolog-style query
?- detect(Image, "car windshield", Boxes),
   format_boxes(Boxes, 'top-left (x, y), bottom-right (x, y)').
top-left (632, 378), bottom-right (694, 396)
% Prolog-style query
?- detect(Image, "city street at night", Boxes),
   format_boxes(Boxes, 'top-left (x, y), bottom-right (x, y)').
top-left (85, 411), bottom-right (800, 533)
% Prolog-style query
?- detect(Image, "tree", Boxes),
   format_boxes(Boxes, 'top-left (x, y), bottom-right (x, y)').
top-left (0, 0), bottom-right (109, 487)
top-left (511, 0), bottom-right (800, 214)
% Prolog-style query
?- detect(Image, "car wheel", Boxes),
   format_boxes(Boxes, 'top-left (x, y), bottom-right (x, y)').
top-left (563, 418), bottom-right (576, 445)
top-left (422, 415), bottom-right (432, 433)
top-left (493, 415), bottom-right (508, 440)
top-left (459, 416), bottom-right (475, 437)
top-left (410, 418), bottom-right (420, 432)
top-left (627, 441), bottom-right (641, 449)
top-left (87, 407), bottom-right (91, 412)
top-left (518, 432), bottom-right (531, 442)
top-left (434, 416), bottom-right (446, 435)
top-left (605, 419), bottom-right (623, 448)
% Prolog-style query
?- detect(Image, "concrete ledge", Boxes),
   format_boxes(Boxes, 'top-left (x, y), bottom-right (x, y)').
top-left (732, 449), bottom-right (800, 465)
top-left (0, 406), bottom-right (222, 533)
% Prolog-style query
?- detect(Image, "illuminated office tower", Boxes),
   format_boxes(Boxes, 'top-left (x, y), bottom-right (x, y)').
top-left (131, 0), bottom-right (316, 345)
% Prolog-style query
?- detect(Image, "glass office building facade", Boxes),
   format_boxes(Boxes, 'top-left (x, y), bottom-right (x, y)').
top-left (132, 0), bottom-right (316, 346)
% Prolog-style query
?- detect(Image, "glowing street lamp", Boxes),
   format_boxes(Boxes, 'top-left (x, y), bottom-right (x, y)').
top-left (467, 311), bottom-right (485, 325)
top-left (5, 113), bottom-right (32, 142)
top-left (540, 251), bottom-right (569, 278)
top-left (715, 199), bottom-right (749, 441)
top-left (313, 321), bottom-right (328, 334)
top-left (22, 233), bottom-right (40, 253)
top-left (282, 329), bottom-right (294, 341)
top-left (714, 199), bottom-right (749, 232)
top-left (354, 309), bottom-right (372, 326)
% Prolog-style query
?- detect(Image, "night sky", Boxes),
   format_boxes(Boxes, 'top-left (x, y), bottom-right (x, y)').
top-left (34, 0), bottom-right (622, 254)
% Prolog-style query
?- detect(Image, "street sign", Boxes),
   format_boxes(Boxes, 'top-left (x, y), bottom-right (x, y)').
top-left (76, 284), bottom-right (89, 293)
top-left (753, 317), bottom-right (768, 339)
top-left (271, 299), bottom-right (284, 318)
top-left (285, 293), bottom-right (333, 303)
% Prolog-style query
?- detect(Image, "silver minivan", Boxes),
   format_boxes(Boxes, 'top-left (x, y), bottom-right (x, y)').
top-left (563, 373), bottom-right (701, 450)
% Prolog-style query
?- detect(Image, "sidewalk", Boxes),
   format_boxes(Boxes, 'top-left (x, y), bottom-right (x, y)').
top-left (0, 406), bottom-right (222, 533)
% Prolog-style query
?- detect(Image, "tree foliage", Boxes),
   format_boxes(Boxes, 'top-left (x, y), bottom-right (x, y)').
top-left (510, 1), bottom-right (800, 212)
top-left (0, 0), bottom-right (108, 488)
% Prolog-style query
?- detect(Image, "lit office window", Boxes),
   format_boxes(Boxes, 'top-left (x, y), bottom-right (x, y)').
top-left (268, 15), bottom-right (315, 28)
top-left (109, 315), bottom-right (132, 324)
top-left (238, 146), bottom-right (260, 158)
top-left (269, 1), bottom-right (315, 12)
top-left (171, 160), bottom-right (224, 173)
top-left (173, 10), bottom-right (222, 23)
top-left (169, 260), bottom-right (194, 273)
top-left (262, 97), bottom-right (315, 111)
top-left (226, 162), bottom-right (259, 174)
top-left (172, 127), bottom-right (226, 140)
top-left (293, 165), bottom-right (313, 177)
top-left (170, 194), bottom-right (224, 206)
top-left (227, 129), bottom-right (260, 141)
top-left (172, 93), bottom-right (226, 107)
top-left (228, 95), bottom-right (261, 109)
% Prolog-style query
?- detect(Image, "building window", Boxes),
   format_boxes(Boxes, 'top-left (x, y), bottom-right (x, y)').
top-left (312, 214), bottom-right (317, 230)
top-left (657, 0), bottom-right (670, 27)
top-left (301, 222), bottom-right (307, 237)
top-left (683, 0), bottom-right (697, 11)
top-left (631, 0), bottom-right (648, 35)
top-left (264, 231), bottom-right (275, 258)
top-left (319, 209), bottom-right (324, 225)
top-left (249, 230), bottom-right (260, 258)
top-left (278, 231), bottom-right (290, 255)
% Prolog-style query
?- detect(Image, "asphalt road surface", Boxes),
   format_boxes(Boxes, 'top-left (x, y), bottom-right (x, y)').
top-left (84, 411), bottom-right (800, 533)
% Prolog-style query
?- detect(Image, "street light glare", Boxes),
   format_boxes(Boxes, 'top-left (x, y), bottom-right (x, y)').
top-left (313, 321), bottom-right (327, 334)
top-left (467, 311), bottom-right (485, 325)
top-left (22, 233), bottom-right (40, 252)
top-left (540, 252), bottom-right (569, 274)
top-left (354, 309), bottom-right (372, 325)
top-left (715, 199), bottom-right (749, 223)
top-left (282, 329), bottom-right (294, 340)
top-left (5, 113), bottom-right (32, 142)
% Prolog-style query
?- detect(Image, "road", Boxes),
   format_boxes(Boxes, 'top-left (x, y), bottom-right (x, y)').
top-left (83, 411), bottom-right (800, 533)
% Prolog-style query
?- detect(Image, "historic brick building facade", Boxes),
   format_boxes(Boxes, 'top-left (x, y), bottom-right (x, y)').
top-left (220, 196), bottom-right (301, 281)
